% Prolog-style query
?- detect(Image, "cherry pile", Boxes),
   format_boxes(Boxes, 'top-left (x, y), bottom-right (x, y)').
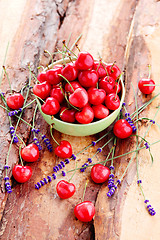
top-left (33, 51), bottom-right (122, 124)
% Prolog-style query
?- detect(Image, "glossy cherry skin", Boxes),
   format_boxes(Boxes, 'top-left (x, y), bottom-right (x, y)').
top-left (37, 71), bottom-right (47, 83)
top-left (78, 70), bottom-right (99, 88)
top-left (91, 164), bottom-right (110, 183)
top-left (113, 119), bottom-right (133, 139)
top-left (65, 81), bottom-right (82, 94)
top-left (7, 93), bottom-right (24, 110)
top-left (21, 143), bottom-right (39, 162)
top-left (50, 86), bottom-right (64, 104)
top-left (105, 93), bottom-right (120, 110)
top-left (74, 201), bottom-right (95, 222)
top-left (75, 51), bottom-right (94, 70)
top-left (55, 140), bottom-right (72, 158)
top-left (106, 63), bottom-right (121, 80)
top-left (92, 104), bottom-right (109, 119)
top-left (60, 106), bottom-right (76, 123)
top-left (99, 76), bottom-right (116, 94)
top-left (12, 165), bottom-right (32, 183)
top-left (33, 81), bottom-right (52, 100)
top-left (56, 180), bottom-right (76, 199)
top-left (75, 105), bottom-right (94, 124)
top-left (46, 65), bottom-right (63, 85)
top-left (88, 87), bottom-right (106, 105)
top-left (138, 78), bottom-right (155, 94)
top-left (61, 62), bottom-right (78, 82)
top-left (93, 61), bottom-right (107, 78)
top-left (41, 97), bottom-right (60, 115)
top-left (69, 88), bottom-right (88, 108)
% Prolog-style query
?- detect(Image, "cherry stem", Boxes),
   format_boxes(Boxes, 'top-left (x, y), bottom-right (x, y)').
top-left (75, 43), bottom-right (81, 52)
top-left (58, 74), bottom-right (75, 92)
top-left (111, 61), bottom-right (116, 72)
top-left (82, 179), bottom-right (89, 202)
top-left (28, 65), bottom-right (41, 84)
top-left (19, 145), bottom-right (24, 166)
top-left (62, 40), bottom-right (78, 58)
top-left (68, 161), bottom-right (78, 183)
top-left (44, 50), bottom-right (54, 66)
top-left (59, 85), bottom-right (80, 112)
top-left (70, 33), bottom-right (82, 51)
top-left (50, 125), bottom-right (60, 146)
top-left (2, 66), bottom-right (12, 94)
top-left (148, 64), bottom-right (151, 79)
top-left (37, 65), bottom-right (45, 71)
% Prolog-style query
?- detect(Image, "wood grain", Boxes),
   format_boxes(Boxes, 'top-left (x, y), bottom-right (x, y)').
top-left (0, 0), bottom-right (160, 239)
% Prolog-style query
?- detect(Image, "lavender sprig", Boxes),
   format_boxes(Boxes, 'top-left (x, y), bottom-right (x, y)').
top-left (42, 135), bottom-right (53, 152)
top-left (10, 126), bottom-right (18, 143)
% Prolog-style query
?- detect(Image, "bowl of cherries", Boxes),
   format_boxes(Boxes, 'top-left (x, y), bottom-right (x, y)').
top-left (34, 51), bottom-right (125, 136)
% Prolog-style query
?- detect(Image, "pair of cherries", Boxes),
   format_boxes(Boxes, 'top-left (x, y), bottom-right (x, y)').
top-left (56, 180), bottom-right (95, 222)
top-left (12, 143), bottom-right (39, 183)
top-left (33, 51), bottom-right (122, 124)
top-left (56, 163), bottom-right (110, 222)
top-left (12, 140), bottom-right (73, 183)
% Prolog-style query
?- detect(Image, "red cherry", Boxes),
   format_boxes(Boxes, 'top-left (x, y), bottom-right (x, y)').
top-left (55, 140), bottom-right (72, 158)
top-left (60, 106), bottom-right (76, 123)
top-left (138, 78), bottom-right (155, 94)
top-left (61, 62), bottom-right (78, 82)
top-left (75, 51), bottom-right (94, 70)
top-left (21, 143), bottom-right (39, 162)
top-left (74, 201), bottom-right (95, 222)
top-left (50, 86), bottom-right (64, 104)
top-left (113, 119), bottom-right (133, 139)
top-left (46, 65), bottom-right (63, 85)
top-left (106, 63), bottom-right (121, 80)
top-left (105, 93), bottom-right (120, 110)
top-left (12, 165), bottom-right (32, 183)
top-left (92, 104), bottom-right (109, 119)
top-left (33, 81), bottom-right (51, 100)
top-left (56, 180), bottom-right (76, 199)
top-left (91, 164), bottom-right (110, 183)
top-left (93, 61), bottom-right (107, 78)
top-left (75, 105), bottom-right (94, 124)
top-left (69, 88), bottom-right (88, 108)
top-left (88, 87), bottom-right (106, 105)
top-left (65, 81), bottom-right (82, 94)
top-left (99, 76), bottom-right (116, 94)
top-left (37, 71), bottom-right (47, 83)
top-left (7, 93), bottom-right (24, 110)
top-left (41, 97), bottom-right (60, 115)
top-left (78, 70), bottom-right (99, 88)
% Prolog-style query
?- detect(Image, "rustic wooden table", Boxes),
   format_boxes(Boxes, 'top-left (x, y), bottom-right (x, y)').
top-left (0, 0), bottom-right (160, 239)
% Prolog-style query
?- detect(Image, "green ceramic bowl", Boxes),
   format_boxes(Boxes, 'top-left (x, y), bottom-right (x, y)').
top-left (37, 58), bottom-right (125, 136)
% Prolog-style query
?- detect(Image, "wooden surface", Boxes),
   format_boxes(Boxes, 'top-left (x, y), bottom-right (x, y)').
top-left (0, 0), bottom-right (160, 239)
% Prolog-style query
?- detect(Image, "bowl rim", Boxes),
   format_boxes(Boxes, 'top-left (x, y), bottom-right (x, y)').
top-left (38, 57), bottom-right (125, 127)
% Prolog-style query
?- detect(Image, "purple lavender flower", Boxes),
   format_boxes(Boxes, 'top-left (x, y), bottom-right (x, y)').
top-left (144, 200), bottom-right (156, 216)
top-left (10, 126), bottom-right (18, 143)
top-left (33, 137), bottom-right (42, 151)
top-left (8, 108), bottom-right (22, 117)
top-left (42, 135), bottom-right (53, 152)
top-left (4, 176), bottom-right (12, 193)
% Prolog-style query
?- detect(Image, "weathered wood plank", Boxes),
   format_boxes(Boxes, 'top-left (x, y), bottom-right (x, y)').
top-left (94, 0), bottom-right (160, 240)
